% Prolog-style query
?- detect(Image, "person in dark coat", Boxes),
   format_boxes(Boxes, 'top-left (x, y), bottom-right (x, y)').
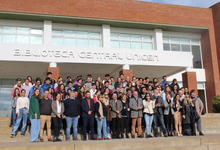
top-left (182, 95), bottom-right (196, 136)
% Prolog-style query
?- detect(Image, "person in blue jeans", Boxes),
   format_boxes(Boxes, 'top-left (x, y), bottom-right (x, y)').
top-left (95, 95), bottom-right (110, 140)
top-left (11, 89), bottom-right (29, 137)
top-left (11, 88), bottom-right (20, 127)
top-left (143, 94), bottom-right (155, 138)
top-left (64, 90), bottom-right (81, 140)
top-left (29, 88), bottom-right (41, 142)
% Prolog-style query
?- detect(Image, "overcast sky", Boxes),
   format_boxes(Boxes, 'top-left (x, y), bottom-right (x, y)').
top-left (139, 0), bottom-right (220, 8)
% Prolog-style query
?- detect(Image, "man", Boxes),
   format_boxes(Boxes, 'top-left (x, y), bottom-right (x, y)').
top-left (39, 90), bottom-right (52, 142)
top-left (81, 91), bottom-right (95, 140)
top-left (110, 93), bottom-right (123, 139)
top-left (22, 78), bottom-right (33, 97)
top-left (129, 91), bottom-right (143, 138)
top-left (64, 91), bottom-right (81, 141)
top-left (11, 89), bottom-right (29, 137)
top-left (29, 78), bottom-right (41, 98)
top-left (190, 89), bottom-right (204, 136)
top-left (40, 77), bottom-right (52, 94)
top-left (160, 76), bottom-right (169, 90)
top-left (153, 87), bottom-right (168, 137)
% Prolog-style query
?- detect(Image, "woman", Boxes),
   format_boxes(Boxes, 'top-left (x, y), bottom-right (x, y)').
top-left (182, 95), bottom-right (196, 136)
top-left (55, 84), bottom-right (65, 100)
top-left (103, 93), bottom-right (111, 138)
top-left (121, 94), bottom-right (130, 138)
top-left (29, 88), bottom-right (41, 142)
top-left (95, 95), bottom-right (109, 140)
top-left (51, 92), bottom-right (64, 142)
top-left (143, 94), bottom-right (155, 138)
top-left (164, 92), bottom-right (175, 136)
top-left (173, 94), bottom-right (183, 136)
top-left (11, 88), bottom-right (20, 127)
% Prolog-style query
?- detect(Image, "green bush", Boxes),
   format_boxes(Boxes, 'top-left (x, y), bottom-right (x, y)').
top-left (213, 96), bottom-right (220, 113)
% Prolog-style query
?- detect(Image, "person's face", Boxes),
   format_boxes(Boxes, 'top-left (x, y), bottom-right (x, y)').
top-left (134, 91), bottom-right (138, 97)
top-left (45, 80), bottom-right (51, 84)
top-left (69, 91), bottom-right (75, 98)
top-left (68, 83), bottom-right (73, 87)
top-left (36, 80), bottom-right (41, 86)
top-left (21, 90), bottom-right (26, 97)
top-left (47, 74), bottom-right (52, 78)
top-left (15, 89), bottom-right (20, 95)
top-left (163, 77), bottom-right (167, 81)
top-left (44, 91), bottom-right (49, 99)
top-left (60, 85), bottom-right (64, 90)
top-left (176, 95), bottom-right (180, 100)
top-left (122, 95), bottom-right (127, 101)
top-left (146, 96), bottom-right (150, 101)
top-left (86, 93), bottom-right (90, 98)
top-left (191, 91), bottom-right (197, 97)
top-left (17, 81), bottom-right (22, 87)
top-left (166, 94), bottom-right (171, 100)
top-left (56, 94), bottom-right (61, 101)
top-left (113, 94), bottom-right (117, 100)
top-left (35, 89), bottom-right (40, 96)
top-left (25, 79), bottom-right (29, 85)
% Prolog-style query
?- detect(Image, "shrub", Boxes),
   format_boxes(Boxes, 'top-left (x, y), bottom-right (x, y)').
top-left (213, 96), bottom-right (220, 113)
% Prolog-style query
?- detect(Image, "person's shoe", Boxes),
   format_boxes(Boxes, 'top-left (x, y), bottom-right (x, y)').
top-left (10, 135), bottom-right (15, 138)
top-left (121, 134), bottom-right (124, 138)
top-left (20, 133), bottom-right (25, 136)
top-left (126, 134), bottom-right (129, 139)
top-left (164, 133), bottom-right (168, 137)
top-left (146, 135), bottom-right (152, 138)
top-left (66, 138), bottom-right (70, 141)
top-left (48, 138), bottom-right (53, 142)
top-left (73, 137), bottom-right (78, 141)
top-left (53, 138), bottom-right (62, 142)
top-left (131, 135), bottom-right (135, 139)
top-left (40, 138), bottom-right (44, 142)
top-left (82, 136), bottom-right (87, 141)
top-left (104, 137), bottom-right (111, 140)
top-left (199, 132), bottom-right (204, 136)
top-left (91, 137), bottom-right (96, 140)
top-left (137, 135), bottom-right (143, 138)
top-left (97, 138), bottom-right (103, 140)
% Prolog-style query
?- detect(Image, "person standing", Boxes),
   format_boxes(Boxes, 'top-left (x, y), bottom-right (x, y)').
top-left (39, 90), bottom-right (53, 142)
top-left (11, 89), bottom-right (29, 137)
top-left (11, 88), bottom-right (20, 127)
top-left (110, 93), bottom-right (123, 139)
top-left (143, 94), bottom-right (155, 138)
top-left (22, 78), bottom-right (33, 97)
top-left (81, 91), bottom-right (96, 140)
top-left (190, 90), bottom-right (204, 136)
top-left (51, 92), bottom-right (65, 142)
top-left (29, 88), bottom-right (41, 142)
top-left (173, 94), bottom-right (183, 136)
top-left (95, 95), bottom-right (109, 140)
top-left (129, 91), bottom-right (143, 138)
top-left (64, 90), bottom-right (81, 141)
top-left (121, 94), bottom-right (130, 138)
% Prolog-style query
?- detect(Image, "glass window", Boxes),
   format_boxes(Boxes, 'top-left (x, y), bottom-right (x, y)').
top-left (120, 34), bottom-right (130, 41)
top-left (131, 34), bottom-right (142, 41)
top-left (111, 40), bottom-right (119, 48)
top-left (52, 37), bottom-right (63, 45)
top-left (2, 26), bottom-right (16, 34)
top-left (30, 29), bottom-right (42, 35)
top-left (143, 35), bottom-right (152, 42)
top-left (131, 42), bottom-right (142, 49)
top-left (142, 42), bottom-right (153, 50)
top-left (120, 41), bottom-right (130, 49)
top-left (171, 44), bottom-right (180, 51)
top-left (17, 27), bottom-right (29, 35)
top-left (163, 43), bottom-right (170, 51)
top-left (77, 39), bottom-right (89, 47)
top-left (89, 39), bottom-right (101, 47)
top-left (2, 35), bottom-right (16, 43)
top-left (30, 36), bottom-right (42, 44)
top-left (63, 38), bottom-right (75, 46)
top-left (17, 35), bottom-right (29, 44)
top-left (181, 44), bottom-right (191, 52)
top-left (192, 45), bottom-right (202, 68)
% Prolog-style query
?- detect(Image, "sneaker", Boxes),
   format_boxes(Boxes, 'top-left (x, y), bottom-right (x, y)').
top-left (10, 135), bottom-right (15, 138)
top-left (40, 138), bottom-right (44, 142)
top-left (199, 132), bottom-right (204, 136)
top-left (104, 137), bottom-right (111, 140)
top-left (97, 138), bottom-right (103, 140)
top-left (73, 137), bottom-right (78, 141)
top-left (48, 138), bottom-right (53, 142)
top-left (126, 134), bottom-right (129, 139)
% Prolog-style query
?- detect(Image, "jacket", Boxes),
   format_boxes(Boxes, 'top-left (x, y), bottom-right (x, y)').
top-left (192, 96), bottom-right (204, 117)
top-left (110, 99), bottom-right (123, 118)
top-left (29, 96), bottom-right (40, 119)
top-left (81, 98), bottom-right (95, 117)
top-left (129, 97), bottom-right (143, 118)
top-left (163, 99), bottom-right (174, 115)
top-left (51, 100), bottom-right (64, 118)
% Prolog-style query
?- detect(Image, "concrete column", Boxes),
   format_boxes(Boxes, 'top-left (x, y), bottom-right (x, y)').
top-left (120, 64), bottom-right (133, 80)
top-left (102, 24), bottom-right (111, 48)
top-left (47, 62), bottom-right (60, 81)
top-left (182, 72), bottom-right (197, 92)
top-left (154, 29), bottom-right (163, 51)
top-left (43, 20), bottom-right (52, 45)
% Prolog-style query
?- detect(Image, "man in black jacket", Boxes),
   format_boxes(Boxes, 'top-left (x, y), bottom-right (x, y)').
top-left (39, 90), bottom-right (53, 142)
top-left (153, 87), bottom-right (168, 137)
top-left (64, 90), bottom-right (81, 141)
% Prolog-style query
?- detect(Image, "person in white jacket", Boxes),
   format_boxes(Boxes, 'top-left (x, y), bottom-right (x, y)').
top-left (143, 94), bottom-right (155, 138)
top-left (11, 89), bottom-right (29, 137)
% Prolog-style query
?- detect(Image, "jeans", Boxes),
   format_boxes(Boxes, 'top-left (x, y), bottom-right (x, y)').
top-left (66, 116), bottom-right (78, 139)
top-left (144, 114), bottom-right (154, 135)
top-left (96, 117), bottom-right (108, 138)
top-left (195, 118), bottom-right (202, 132)
top-left (30, 119), bottom-right (40, 142)
top-left (153, 112), bottom-right (167, 135)
top-left (11, 108), bottom-right (28, 136)
top-left (11, 108), bottom-right (17, 127)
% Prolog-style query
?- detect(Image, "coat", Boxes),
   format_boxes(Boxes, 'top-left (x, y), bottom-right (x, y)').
top-left (163, 99), bottom-right (174, 115)
top-left (29, 96), bottom-right (40, 119)
top-left (81, 98), bottom-right (95, 117)
top-left (153, 95), bottom-right (164, 115)
top-left (109, 99), bottom-right (123, 118)
top-left (192, 97), bottom-right (204, 117)
top-left (182, 103), bottom-right (196, 124)
top-left (129, 97), bottom-right (143, 118)
top-left (51, 100), bottom-right (64, 118)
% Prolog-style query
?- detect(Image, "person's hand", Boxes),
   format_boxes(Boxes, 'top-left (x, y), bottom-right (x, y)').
top-left (127, 108), bottom-right (130, 111)
top-left (156, 104), bottom-right (160, 107)
top-left (182, 115), bottom-right (185, 119)
top-left (88, 111), bottom-right (92, 115)
top-left (78, 115), bottom-right (80, 119)
top-left (116, 110), bottom-right (120, 114)
top-left (62, 115), bottom-right (66, 119)
top-left (57, 114), bottom-right (61, 118)
top-left (99, 116), bottom-right (102, 120)
top-left (35, 113), bottom-right (38, 119)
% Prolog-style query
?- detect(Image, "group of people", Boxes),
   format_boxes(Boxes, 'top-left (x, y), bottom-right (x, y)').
top-left (10, 72), bottom-right (205, 142)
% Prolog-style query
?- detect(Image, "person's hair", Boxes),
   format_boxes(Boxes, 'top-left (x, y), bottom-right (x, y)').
top-left (16, 78), bottom-right (22, 82)
top-left (32, 88), bottom-right (41, 99)
top-left (105, 74), bottom-right (110, 77)
top-left (54, 92), bottom-right (61, 100)
top-left (44, 89), bottom-right (49, 93)
top-left (162, 76), bottom-right (167, 79)
top-left (47, 72), bottom-right (52, 76)
top-left (184, 94), bottom-right (191, 104)
top-left (35, 77), bottom-right (42, 83)
top-left (190, 89), bottom-right (196, 96)
top-left (13, 88), bottom-right (20, 97)
top-left (44, 77), bottom-right (51, 82)
top-left (67, 81), bottom-right (73, 85)
top-left (21, 89), bottom-right (26, 93)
